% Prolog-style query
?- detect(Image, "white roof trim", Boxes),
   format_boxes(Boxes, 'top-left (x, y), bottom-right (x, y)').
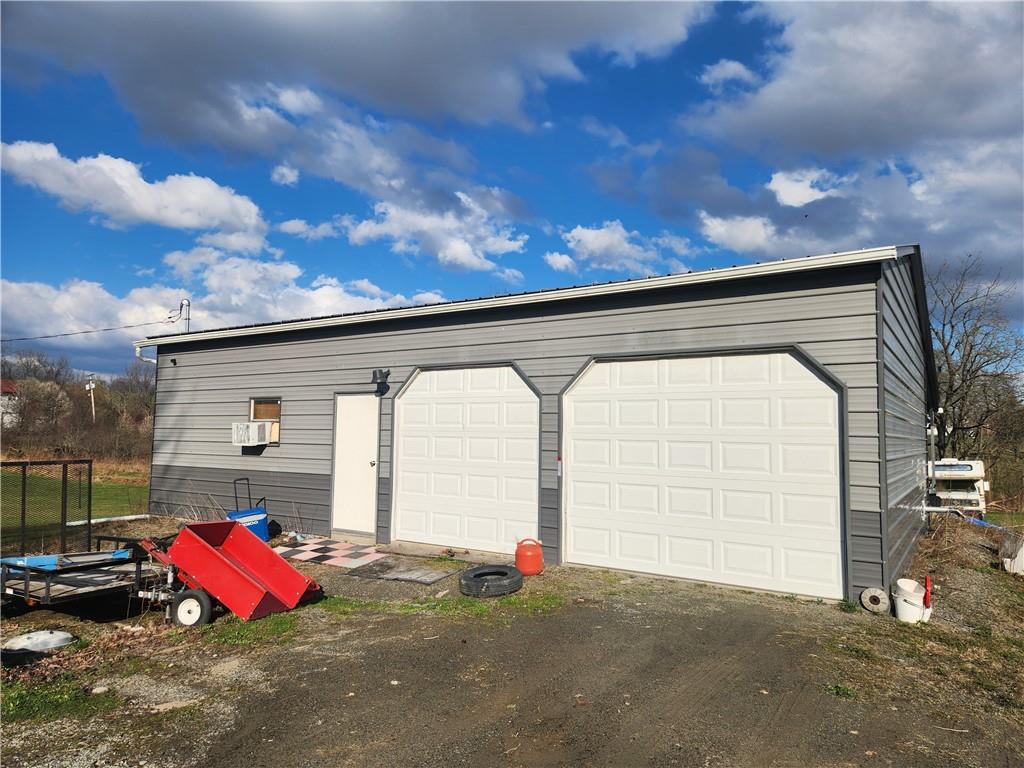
top-left (135, 245), bottom-right (911, 349)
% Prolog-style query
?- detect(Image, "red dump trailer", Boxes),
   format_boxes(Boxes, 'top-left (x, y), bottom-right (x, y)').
top-left (141, 520), bottom-right (320, 626)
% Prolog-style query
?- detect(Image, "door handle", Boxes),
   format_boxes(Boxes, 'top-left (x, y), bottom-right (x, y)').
top-left (369, 460), bottom-right (376, 467)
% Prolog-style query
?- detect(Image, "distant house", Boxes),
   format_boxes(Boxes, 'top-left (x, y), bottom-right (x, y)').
top-left (1, 380), bottom-right (17, 428)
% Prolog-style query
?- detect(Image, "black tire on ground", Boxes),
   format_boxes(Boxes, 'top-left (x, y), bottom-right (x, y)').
top-left (459, 565), bottom-right (523, 598)
top-left (171, 589), bottom-right (214, 627)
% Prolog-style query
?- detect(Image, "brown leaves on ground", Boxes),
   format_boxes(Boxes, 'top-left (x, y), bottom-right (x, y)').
top-left (2, 623), bottom-right (176, 686)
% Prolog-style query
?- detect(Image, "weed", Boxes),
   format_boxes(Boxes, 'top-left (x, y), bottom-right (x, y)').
top-left (1, 678), bottom-right (117, 722)
top-left (837, 599), bottom-right (860, 614)
top-left (824, 683), bottom-right (856, 700)
top-left (429, 555), bottom-right (464, 565)
top-left (202, 612), bottom-right (298, 645)
top-left (972, 624), bottom-right (993, 640)
top-left (497, 591), bottom-right (566, 613)
top-left (833, 642), bottom-right (876, 660)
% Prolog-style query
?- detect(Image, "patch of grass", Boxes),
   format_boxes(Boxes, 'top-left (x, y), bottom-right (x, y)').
top-left (1, 677), bottom-right (118, 722)
top-left (317, 590), bottom-right (566, 621)
top-left (831, 642), bottom-right (876, 660)
top-left (397, 597), bottom-right (493, 618)
top-left (837, 599), bottom-right (860, 614)
top-left (0, 467), bottom-right (149, 525)
top-left (429, 555), bottom-right (464, 564)
top-left (202, 612), bottom-right (298, 645)
top-left (972, 623), bottom-right (994, 640)
top-left (824, 683), bottom-right (856, 700)
top-left (497, 591), bottom-right (566, 613)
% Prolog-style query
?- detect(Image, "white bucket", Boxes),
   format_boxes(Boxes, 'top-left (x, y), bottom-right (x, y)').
top-left (894, 578), bottom-right (926, 605)
top-left (895, 597), bottom-right (926, 623)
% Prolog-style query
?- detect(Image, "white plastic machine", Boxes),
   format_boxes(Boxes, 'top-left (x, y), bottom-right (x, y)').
top-left (928, 459), bottom-right (990, 517)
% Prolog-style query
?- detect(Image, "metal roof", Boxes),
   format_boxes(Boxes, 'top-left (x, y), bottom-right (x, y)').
top-left (136, 244), bottom-right (918, 349)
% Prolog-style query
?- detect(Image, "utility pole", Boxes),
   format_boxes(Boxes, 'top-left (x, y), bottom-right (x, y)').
top-left (85, 374), bottom-right (96, 423)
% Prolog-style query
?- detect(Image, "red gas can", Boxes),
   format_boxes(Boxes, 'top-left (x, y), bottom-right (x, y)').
top-left (515, 538), bottom-right (544, 576)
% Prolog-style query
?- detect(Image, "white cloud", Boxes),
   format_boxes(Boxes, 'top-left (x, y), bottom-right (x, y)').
top-left (271, 163), bottom-right (299, 186)
top-left (409, 290), bottom-right (445, 305)
top-left (698, 213), bottom-right (777, 253)
top-left (689, 4), bottom-right (1022, 159)
top-left (345, 192), bottom-right (527, 272)
top-left (274, 86), bottom-right (323, 116)
top-left (342, 278), bottom-right (385, 298)
top-left (278, 218), bottom-right (341, 241)
top-left (766, 168), bottom-right (847, 207)
top-left (196, 230), bottom-right (267, 254)
top-left (496, 267), bottom-right (524, 285)
top-left (1, 252), bottom-right (448, 370)
top-left (698, 59), bottom-right (758, 92)
top-left (562, 220), bottom-right (660, 275)
top-left (0, 141), bottom-right (266, 235)
top-left (697, 211), bottom-right (835, 260)
top-left (163, 247), bottom-right (222, 281)
top-left (543, 251), bottom-right (577, 273)
top-left (651, 232), bottom-right (692, 258)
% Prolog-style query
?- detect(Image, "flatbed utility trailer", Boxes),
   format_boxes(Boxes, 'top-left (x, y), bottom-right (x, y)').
top-left (0, 536), bottom-right (162, 606)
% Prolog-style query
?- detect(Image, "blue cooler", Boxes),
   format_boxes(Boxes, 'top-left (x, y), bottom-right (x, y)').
top-left (227, 508), bottom-right (270, 541)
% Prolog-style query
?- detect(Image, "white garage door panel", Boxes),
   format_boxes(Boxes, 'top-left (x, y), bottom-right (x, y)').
top-left (393, 367), bottom-right (539, 553)
top-left (564, 354), bottom-right (843, 598)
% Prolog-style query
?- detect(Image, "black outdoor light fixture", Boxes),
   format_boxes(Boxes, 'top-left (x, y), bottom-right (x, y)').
top-left (371, 368), bottom-right (391, 396)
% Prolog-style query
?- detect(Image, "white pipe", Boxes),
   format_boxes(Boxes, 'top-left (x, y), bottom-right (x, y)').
top-left (67, 514), bottom-right (150, 527)
top-left (135, 345), bottom-right (157, 364)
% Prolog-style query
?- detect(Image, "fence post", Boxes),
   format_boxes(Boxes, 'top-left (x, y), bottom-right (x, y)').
top-left (86, 461), bottom-right (93, 551)
top-left (60, 463), bottom-right (68, 553)
top-left (20, 464), bottom-right (27, 557)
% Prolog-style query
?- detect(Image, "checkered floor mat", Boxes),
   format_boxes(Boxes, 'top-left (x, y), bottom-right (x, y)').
top-left (273, 538), bottom-right (388, 569)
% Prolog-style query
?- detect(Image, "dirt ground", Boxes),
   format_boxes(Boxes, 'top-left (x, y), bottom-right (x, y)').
top-left (2, 517), bottom-right (1022, 768)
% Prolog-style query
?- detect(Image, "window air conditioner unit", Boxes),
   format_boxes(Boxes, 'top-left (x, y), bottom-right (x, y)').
top-left (232, 421), bottom-right (271, 447)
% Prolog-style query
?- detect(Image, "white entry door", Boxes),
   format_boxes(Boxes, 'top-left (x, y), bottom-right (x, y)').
top-left (563, 353), bottom-right (843, 599)
top-left (332, 394), bottom-right (380, 533)
top-left (392, 366), bottom-right (539, 554)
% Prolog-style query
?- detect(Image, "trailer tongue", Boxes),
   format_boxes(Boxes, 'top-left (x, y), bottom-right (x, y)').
top-left (141, 520), bottom-right (320, 625)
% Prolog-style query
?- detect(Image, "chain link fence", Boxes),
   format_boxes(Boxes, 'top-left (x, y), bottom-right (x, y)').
top-left (1, 459), bottom-right (93, 557)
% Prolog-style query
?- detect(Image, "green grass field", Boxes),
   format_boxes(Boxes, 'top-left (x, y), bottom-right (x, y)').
top-left (987, 509), bottom-right (1023, 530)
top-left (1, 466), bottom-right (149, 554)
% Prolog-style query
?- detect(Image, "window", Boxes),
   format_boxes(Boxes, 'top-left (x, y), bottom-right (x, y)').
top-left (250, 397), bottom-right (281, 445)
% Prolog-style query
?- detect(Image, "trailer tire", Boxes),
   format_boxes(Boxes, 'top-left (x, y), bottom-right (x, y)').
top-left (459, 565), bottom-right (523, 598)
top-left (171, 589), bottom-right (213, 627)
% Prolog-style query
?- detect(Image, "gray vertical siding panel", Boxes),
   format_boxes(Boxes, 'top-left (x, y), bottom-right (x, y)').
top-left (879, 257), bottom-right (929, 585)
top-left (149, 265), bottom-right (885, 587)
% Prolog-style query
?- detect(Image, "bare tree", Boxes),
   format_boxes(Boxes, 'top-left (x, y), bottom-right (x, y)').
top-left (928, 254), bottom-right (1024, 461)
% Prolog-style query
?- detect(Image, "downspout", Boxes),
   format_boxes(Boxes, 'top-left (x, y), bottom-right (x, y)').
top-left (136, 345), bottom-right (157, 364)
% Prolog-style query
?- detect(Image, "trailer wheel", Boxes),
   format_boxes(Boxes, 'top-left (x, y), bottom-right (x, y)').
top-left (171, 589), bottom-right (213, 627)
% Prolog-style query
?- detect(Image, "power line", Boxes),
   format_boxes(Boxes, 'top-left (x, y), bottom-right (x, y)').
top-left (1, 300), bottom-right (191, 343)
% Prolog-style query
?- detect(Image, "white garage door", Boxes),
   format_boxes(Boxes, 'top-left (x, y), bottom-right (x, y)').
top-left (392, 366), bottom-right (539, 554)
top-left (563, 353), bottom-right (843, 598)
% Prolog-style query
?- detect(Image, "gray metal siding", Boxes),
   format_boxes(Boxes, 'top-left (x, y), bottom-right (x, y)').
top-left (149, 464), bottom-right (331, 531)
top-left (150, 265), bottom-right (885, 591)
top-left (879, 257), bottom-right (930, 584)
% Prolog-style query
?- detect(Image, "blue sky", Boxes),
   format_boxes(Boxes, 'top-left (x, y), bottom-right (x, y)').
top-left (2, 2), bottom-right (1021, 373)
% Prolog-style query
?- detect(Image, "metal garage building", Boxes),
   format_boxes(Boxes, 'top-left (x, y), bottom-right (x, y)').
top-left (138, 245), bottom-right (937, 601)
